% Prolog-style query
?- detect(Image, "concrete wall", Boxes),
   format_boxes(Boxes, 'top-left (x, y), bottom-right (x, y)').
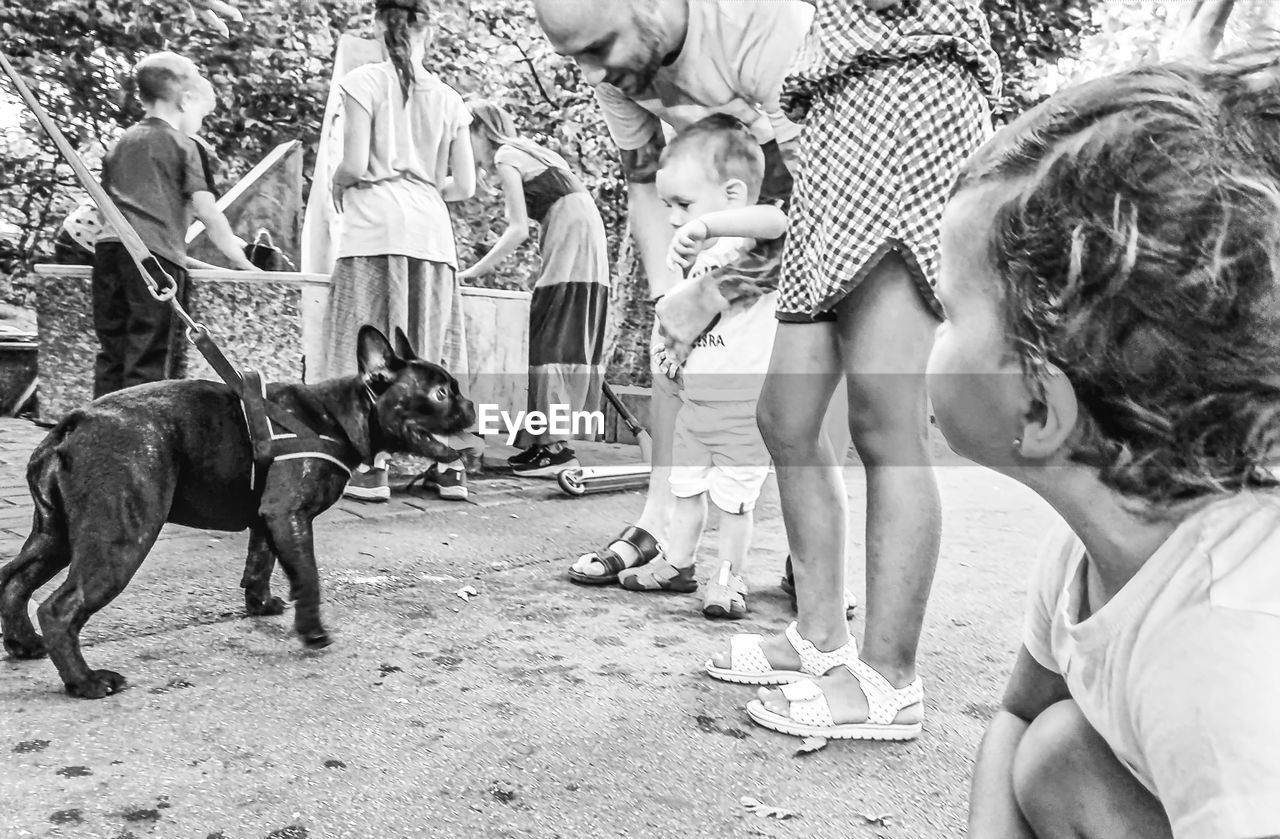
top-left (32, 265), bottom-right (530, 424)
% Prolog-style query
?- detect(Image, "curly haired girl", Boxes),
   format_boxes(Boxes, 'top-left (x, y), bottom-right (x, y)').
top-left (898, 47), bottom-right (1279, 838)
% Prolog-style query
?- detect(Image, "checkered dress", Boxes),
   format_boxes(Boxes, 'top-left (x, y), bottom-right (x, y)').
top-left (776, 0), bottom-right (1002, 322)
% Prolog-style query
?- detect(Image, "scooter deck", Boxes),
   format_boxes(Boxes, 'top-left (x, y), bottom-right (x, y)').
top-left (558, 463), bottom-right (651, 497)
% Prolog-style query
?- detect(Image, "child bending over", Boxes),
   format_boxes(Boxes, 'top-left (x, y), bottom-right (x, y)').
top-left (618, 115), bottom-right (785, 619)
top-left (920, 48), bottom-right (1280, 838)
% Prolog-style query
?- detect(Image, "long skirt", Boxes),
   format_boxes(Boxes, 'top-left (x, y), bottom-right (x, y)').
top-left (318, 254), bottom-right (469, 383)
top-left (518, 192), bottom-right (609, 448)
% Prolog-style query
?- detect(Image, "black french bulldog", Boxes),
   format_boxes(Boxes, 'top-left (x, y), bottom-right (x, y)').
top-left (0, 325), bottom-right (475, 698)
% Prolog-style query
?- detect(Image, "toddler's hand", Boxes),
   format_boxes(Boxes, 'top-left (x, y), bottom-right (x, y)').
top-left (666, 219), bottom-right (709, 276)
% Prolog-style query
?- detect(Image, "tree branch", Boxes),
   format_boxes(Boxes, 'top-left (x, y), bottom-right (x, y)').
top-left (1168, 0), bottom-right (1237, 59)
top-left (503, 26), bottom-right (556, 108)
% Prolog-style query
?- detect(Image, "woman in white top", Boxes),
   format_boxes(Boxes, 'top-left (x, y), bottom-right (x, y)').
top-left (322, 0), bottom-right (476, 501)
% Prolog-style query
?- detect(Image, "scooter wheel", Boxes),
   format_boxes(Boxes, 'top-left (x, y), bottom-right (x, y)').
top-left (558, 469), bottom-right (587, 497)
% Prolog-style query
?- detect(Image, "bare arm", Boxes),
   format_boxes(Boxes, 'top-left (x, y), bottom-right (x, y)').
top-left (441, 125), bottom-right (476, 202)
top-left (968, 647), bottom-right (1071, 839)
top-left (190, 191), bottom-right (256, 270)
top-left (458, 164), bottom-right (528, 280)
top-left (667, 205), bottom-right (788, 274)
top-left (621, 136), bottom-right (682, 299)
top-left (333, 93), bottom-right (371, 189)
top-left (700, 205), bottom-right (788, 241)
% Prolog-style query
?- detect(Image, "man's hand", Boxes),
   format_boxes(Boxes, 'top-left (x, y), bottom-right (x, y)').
top-left (651, 338), bottom-right (685, 383)
top-left (666, 219), bottom-right (709, 275)
top-left (331, 181), bottom-right (347, 214)
top-left (619, 133), bottom-right (666, 185)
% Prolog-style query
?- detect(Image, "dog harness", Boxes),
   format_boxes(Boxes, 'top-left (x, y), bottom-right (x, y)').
top-left (236, 370), bottom-right (366, 491)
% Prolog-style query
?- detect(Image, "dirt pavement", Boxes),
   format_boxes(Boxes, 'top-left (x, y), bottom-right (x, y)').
top-left (0, 419), bottom-right (1058, 838)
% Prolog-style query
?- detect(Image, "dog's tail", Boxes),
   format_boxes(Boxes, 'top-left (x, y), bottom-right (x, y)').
top-left (24, 412), bottom-right (82, 537)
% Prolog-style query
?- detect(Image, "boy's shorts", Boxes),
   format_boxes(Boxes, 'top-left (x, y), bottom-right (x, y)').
top-left (669, 397), bottom-right (771, 514)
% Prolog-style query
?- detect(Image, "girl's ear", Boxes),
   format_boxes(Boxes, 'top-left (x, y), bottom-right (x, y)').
top-left (723, 177), bottom-right (750, 203)
top-left (1016, 362), bottom-right (1078, 459)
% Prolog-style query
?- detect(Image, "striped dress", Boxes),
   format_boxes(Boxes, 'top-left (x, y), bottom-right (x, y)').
top-left (494, 144), bottom-right (609, 448)
top-left (776, 0), bottom-right (1003, 322)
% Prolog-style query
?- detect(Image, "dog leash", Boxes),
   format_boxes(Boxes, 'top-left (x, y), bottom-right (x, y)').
top-left (0, 50), bottom-right (363, 478)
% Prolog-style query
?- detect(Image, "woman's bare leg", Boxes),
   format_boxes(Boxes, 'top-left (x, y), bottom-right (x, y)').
top-left (758, 252), bottom-right (938, 726)
top-left (838, 252), bottom-right (941, 681)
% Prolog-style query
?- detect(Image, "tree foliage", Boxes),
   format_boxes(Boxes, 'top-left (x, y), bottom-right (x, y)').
top-left (0, 0), bottom-right (624, 281)
top-left (0, 0), bottom-right (364, 276)
top-left (978, 0), bottom-right (1096, 123)
top-left (1, 0), bottom-right (1111, 381)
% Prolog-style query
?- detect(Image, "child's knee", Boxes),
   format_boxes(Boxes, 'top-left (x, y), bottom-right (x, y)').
top-left (756, 392), bottom-right (812, 451)
top-left (1012, 700), bottom-right (1093, 820)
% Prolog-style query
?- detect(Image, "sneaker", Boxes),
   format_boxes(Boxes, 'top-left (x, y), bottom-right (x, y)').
top-left (506, 445), bottom-right (545, 468)
top-left (511, 446), bottom-right (579, 478)
top-left (435, 467), bottom-right (469, 501)
top-left (344, 466), bottom-right (390, 502)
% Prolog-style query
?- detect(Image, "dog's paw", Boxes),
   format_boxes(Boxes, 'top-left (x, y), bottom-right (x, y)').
top-left (3, 634), bottom-right (47, 660)
top-left (302, 631), bottom-right (332, 650)
top-left (65, 669), bottom-right (127, 699)
top-left (244, 594), bottom-right (286, 616)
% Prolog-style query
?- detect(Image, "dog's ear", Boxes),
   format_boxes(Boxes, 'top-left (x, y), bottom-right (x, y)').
top-left (393, 327), bottom-right (419, 361)
top-left (357, 326), bottom-right (401, 378)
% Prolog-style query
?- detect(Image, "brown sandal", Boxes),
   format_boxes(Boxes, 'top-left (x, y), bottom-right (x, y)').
top-left (568, 525), bottom-right (664, 586)
top-left (618, 558), bottom-right (698, 593)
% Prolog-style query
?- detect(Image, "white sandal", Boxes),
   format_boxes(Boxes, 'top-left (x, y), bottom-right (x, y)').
top-left (704, 622), bottom-right (858, 686)
top-left (745, 659), bottom-right (924, 741)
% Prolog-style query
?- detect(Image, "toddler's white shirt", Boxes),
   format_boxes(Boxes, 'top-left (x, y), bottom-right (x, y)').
top-left (679, 237), bottom-right (777, 403)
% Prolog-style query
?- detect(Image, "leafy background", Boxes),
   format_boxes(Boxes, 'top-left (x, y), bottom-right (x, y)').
top-left (2, 0), bottom-right (1245, 384)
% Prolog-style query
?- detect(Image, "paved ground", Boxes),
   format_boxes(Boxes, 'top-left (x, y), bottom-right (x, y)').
top-left (0, 418), bottom-right (1058, 839)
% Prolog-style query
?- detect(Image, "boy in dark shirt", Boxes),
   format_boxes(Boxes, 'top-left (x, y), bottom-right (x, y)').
top-left (93, 52), bottom-right (254, 397)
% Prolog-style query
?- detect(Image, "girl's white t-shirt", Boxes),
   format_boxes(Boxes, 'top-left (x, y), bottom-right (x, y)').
top-left (336, 62), bottom-right (470, 266)
top-left (1025, 490), bottom-right (1280, 839)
